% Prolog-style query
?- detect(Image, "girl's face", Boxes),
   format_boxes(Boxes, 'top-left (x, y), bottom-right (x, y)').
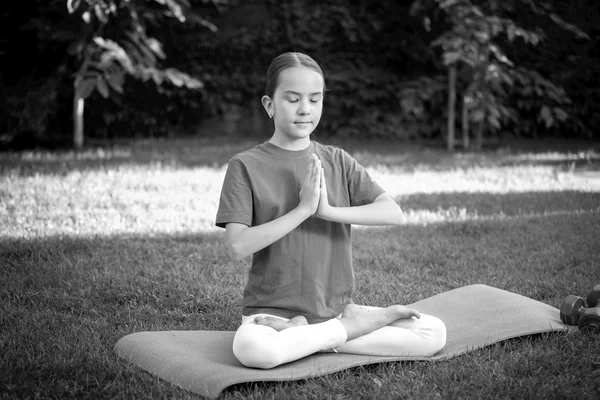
top-left (264, 67), bottom-right (324, 142)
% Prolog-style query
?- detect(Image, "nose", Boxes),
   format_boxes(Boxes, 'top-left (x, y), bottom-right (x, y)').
top-left (298, 99), bottom-right (311, 116)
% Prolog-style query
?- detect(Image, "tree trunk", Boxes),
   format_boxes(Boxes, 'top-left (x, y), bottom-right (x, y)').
top-left (446, 65), bottom-right (457, 151)
top-left (461, 94), bottom-right (469, 150)
top-left (474, 106), bottom-right (485, 150)
top-left (73, 90), bottom-right (84, 149)
top-left (73, 54), bottom-right (91, 150)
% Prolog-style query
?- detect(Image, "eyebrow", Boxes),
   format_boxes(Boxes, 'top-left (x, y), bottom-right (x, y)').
top-left (283, 91), bottom-right (323, 96)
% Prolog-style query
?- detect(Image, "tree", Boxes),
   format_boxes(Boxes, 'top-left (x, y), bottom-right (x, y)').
top-left (61, 0), bottom-right (217, 148)
top-left (411, 0), bottom-right (589, 150)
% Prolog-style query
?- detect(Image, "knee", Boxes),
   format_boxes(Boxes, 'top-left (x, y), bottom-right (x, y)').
top-left (426, 315), bottom-right (447, 355)
top-left (232, 324), bottom-right (284, 369)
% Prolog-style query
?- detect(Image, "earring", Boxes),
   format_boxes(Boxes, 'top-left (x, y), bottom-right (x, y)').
top-left (268, 113), bottom-right (273, 119)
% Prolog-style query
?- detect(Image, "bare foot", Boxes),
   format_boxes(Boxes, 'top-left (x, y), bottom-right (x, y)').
top-left (254, 315), bottom-right (309, 331)
top-left (340, 304), bottom-right (420, 341)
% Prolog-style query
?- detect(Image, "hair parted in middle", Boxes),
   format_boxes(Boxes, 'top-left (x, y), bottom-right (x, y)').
top-left (264, 52), bottom-right (326, 98)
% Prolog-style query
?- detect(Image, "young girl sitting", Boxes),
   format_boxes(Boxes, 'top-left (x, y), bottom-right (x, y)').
top-left (216, 52), bottom-right (446, 369)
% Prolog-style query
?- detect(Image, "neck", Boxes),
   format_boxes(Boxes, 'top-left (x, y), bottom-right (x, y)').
top-left (269, 132), bottom-right (311, 151)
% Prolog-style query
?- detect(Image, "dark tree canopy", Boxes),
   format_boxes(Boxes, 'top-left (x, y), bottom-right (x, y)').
top-left (1, 0), bottom-right (598, 149)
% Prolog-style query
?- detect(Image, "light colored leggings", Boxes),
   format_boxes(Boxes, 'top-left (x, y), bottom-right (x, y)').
top-left (232, 305), bottom-right (447, 369)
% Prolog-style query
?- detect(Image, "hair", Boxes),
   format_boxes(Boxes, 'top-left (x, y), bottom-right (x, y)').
top-left (264, 52), bottom-right (326, 98)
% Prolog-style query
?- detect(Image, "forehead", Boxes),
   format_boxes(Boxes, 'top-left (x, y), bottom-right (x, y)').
top-left (276, 67), bottom-right (324, 94)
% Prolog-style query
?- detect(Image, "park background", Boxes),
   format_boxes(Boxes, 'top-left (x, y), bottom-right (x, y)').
top-left (1, 0), bottom-right (600, 399)
top-left (1, 0), bottom-right (599, 148)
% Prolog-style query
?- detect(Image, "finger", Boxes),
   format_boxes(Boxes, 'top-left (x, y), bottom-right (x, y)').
top-left (313, 158), bottom-right (321, 182)
top-left (320, 167), bottom-right (326, 189)
top-left (309, 154), bottom-right (318, 173)
top-left (306, 156), bottom-right (317, 182)
top-left (316, 158), bottom-right (322, 176)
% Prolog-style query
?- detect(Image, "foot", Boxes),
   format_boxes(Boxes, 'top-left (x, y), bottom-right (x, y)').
top-left (340, 304), bottom-right (421, 341)
top-left (254, 315), bottom-right (309, 331)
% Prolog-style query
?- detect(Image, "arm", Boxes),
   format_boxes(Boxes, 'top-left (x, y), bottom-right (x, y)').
top-left (316, 167), bottom-right (404, 226)
top-left (317, 192), bottom-right (404, 226)
top-left (225, 154), bottom-right (323, 260)
top-left (226, 208), bottom-right (309, 260)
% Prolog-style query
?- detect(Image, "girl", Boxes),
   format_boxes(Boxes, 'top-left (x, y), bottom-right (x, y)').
top-left (216, 52), bottom-right (446, 369)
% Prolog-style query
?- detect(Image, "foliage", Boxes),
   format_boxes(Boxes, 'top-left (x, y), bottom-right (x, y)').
top-left (64, 0), bottom-right (210, 99)
top-left (409, 0), bottom-right (590, 146)
top-left (0, 0), bottom-right (222, 147)
top-left (1, 0), bottom-right (599, 145)
top-left (64, 0), bottom-right (220, 147)
top-left (180, 0), bottom-right (437, 138)
top-left (0, 74), bottom-right (59, 146)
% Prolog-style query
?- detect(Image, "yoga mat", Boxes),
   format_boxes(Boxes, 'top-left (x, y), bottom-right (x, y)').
top-left (114, 284), bottom-right (567, 398)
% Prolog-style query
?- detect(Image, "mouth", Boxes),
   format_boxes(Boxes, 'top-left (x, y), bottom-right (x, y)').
top-left (294, 121), bottom-right (312, 125)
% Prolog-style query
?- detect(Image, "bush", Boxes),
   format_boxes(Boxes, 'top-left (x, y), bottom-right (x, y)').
top-left (0, 74), bottom-right (59, 147)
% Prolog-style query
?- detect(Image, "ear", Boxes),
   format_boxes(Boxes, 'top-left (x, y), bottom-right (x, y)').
top-left (261, 95), bottom-right (274, 118)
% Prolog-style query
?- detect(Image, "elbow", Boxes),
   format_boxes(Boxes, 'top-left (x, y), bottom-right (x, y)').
top-left (381, 198), bottom-right (404, 225)
top-left (225, 224), bottom-right (253, 260)
top-left (391, 206), bottom-right (405, 226)
top-left (227, 240), bottom-right (249, 260)
top-left (376, 195), bottom-right (404, 226)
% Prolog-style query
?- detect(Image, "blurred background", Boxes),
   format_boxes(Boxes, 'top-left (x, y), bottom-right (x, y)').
top-left (1, 0), bottom-right (598, 150)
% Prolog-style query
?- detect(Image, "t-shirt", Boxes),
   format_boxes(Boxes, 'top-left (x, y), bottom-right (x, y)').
top-left (215, 140), bottom-right (385, 323)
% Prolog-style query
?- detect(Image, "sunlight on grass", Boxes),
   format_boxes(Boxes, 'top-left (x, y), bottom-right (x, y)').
top-left (370, 164), bottom-right (599, 195)
top-left (1, 143), bottom-right (599, 239)
top-left (19, 147), bottom-right (133, 162)
top-left (2, 140), bottom-right (600, 400)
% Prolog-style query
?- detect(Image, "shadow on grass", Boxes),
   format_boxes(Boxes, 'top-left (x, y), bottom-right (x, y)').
top-left (1, 231), bottom-right (242, 329)
top-left (1, 136), bottom-right (600, 177)
top-left (2, 209), bottom-right (599, 399)
top-left (3, 207), bottom-right (599, 311)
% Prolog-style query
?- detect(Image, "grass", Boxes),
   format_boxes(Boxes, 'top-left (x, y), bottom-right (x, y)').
top-left (1, 136), bottom-right (600, 399)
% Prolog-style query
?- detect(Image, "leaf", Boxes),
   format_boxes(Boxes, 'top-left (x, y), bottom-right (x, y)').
top-left (148, 69), bottom-right (163, 85)
top-left (423, 16), bottom-right (431, 32)
top-left (549, 13), bottom-right (590, 40)
top-left (553, 107), bottom-right (569, 121)
top-left (183, 75), bottom-right (203, 90)
top-left (186, 12), bottom-right (218, 32)
top-left (490, 44), bottom-right (514, 67)
top-left (96, 77), bottom-right (110, 98)
top-left (506, 24), bottom-right (515, 41)
top-left (146, 38), bottom-right (166, 59)
top-left (95, 37), bottom-right (135, 74)
top-left (125, 32), bottom-right (157, 65)
top-left (77, 77), bottom-right (97, 99)
top-left (471, 109), bottom-right (485, 122)
top-left (67, 0), bottom-right (81, 14)
top-left (539, 105), bottom-right (553, 128)
top-left (164, 68), bottom-right (184, 87)
top-left (105, 73), bottom-right (124, 94)
top-left (95, 4), bottom-right (109, 24)
top-left (443, 51), bottom-right (461, 66)
top-left (488, 114), bottom-right (501, 129)
top-left (82, 11), bottom-right (91, 24)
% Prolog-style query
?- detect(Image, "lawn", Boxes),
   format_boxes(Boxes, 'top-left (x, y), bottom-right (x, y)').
top-left (1, 136), bottom-right (600, 399)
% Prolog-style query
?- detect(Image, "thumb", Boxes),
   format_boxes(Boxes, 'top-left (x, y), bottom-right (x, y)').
top-left (320, 167), bottom-right (326, 190)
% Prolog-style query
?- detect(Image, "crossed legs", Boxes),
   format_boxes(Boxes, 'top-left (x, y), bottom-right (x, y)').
top-left (232, 304), bottom-right (447, 369)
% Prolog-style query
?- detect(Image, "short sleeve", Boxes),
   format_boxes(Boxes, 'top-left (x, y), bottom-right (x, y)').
top-left (342, 150), bottom-right (385, 207)
top-left (215, 157), bottom-right (253, 228)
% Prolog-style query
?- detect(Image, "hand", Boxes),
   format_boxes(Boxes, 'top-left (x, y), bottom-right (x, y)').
top-left (298, 154), bottom-right (322, 216)
top-left (315, 164), bottom-right (331, 218)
